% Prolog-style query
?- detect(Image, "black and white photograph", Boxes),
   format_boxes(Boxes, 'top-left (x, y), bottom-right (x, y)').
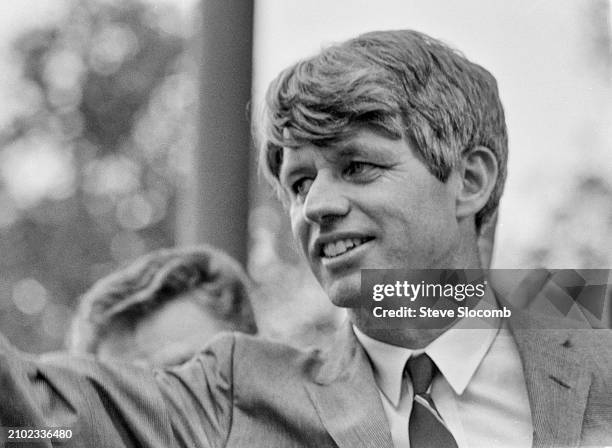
top-left (0, 0), bottom-right (611, 446)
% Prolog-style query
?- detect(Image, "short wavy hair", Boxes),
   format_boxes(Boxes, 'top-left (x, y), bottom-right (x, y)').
top-left (258, 29), bottom-right (508, 229)
top-left (67, 245), bottom-right (258, 354)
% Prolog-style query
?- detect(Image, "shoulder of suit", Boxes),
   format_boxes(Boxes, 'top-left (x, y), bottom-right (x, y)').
top-left (205, 332), bottom-right (325, 382)
top-left (510, 311), bottom-right (612, 373)
top-left (566, 327), bottom-right (612, 361)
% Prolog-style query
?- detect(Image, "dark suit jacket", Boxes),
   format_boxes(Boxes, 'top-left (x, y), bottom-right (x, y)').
top-left (1, 310), bottom-right (611, 447)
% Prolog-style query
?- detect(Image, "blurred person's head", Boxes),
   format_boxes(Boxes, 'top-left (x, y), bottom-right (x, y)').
top-left (258, 29), bottom-right (507, 310)
top-left (67, 245), bottom-right (257, 366)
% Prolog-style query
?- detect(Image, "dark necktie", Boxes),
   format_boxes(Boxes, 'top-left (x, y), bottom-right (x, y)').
top-left (406, 354), bottom-right (459, 448)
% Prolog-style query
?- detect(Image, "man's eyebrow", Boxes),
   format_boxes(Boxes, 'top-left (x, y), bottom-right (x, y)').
top-left (279, 140), bottom-right (394, 184)
top-left (331, 141), bottom-right (390, 162)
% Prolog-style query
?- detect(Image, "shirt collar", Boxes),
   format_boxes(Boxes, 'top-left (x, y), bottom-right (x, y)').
top-left (353, 325), bottom-right (414, 406)
top-left (354, 307), bottom-right (500, 406)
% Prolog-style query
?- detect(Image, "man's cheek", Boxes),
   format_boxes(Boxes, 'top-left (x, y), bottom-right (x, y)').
top-left (289, 211), bottom-right (308, 255)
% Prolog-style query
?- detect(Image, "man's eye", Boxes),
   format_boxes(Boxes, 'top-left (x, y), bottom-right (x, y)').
top-left (344, 161), bottom-right (378, 178)
top-left (291, 178), bottom-right (313, 197)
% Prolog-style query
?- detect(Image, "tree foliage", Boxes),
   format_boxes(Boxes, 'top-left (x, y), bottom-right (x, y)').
top-left (0, 0), bottom-right (195, 352)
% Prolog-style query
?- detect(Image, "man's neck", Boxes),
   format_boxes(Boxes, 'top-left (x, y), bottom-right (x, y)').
top-left (349, 236), bottom-right (486, 348)
top-left (348, 310), bottom-right (448, 349)
top-left (349, 281), bottom-right (499, 349)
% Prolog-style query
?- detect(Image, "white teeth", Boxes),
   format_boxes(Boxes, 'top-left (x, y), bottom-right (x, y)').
top-left (322, 238), bottom-right (366, 258)
top-left (336, 240), bottom-right (347, 254)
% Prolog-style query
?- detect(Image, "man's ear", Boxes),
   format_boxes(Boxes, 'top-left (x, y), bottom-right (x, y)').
top-left (455, 145), bottom-right (498, 220)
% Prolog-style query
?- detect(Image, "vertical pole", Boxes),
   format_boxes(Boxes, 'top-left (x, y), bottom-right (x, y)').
top-left (178, 0), bottom-right (253, 265)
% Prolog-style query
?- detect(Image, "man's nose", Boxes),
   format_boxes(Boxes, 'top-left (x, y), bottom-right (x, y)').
top-left (303, 174), bottom-right (350, 224)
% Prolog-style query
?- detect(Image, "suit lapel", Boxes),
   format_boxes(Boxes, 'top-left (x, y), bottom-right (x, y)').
top-left (304, 323), bottom-right (394, 448)
top-left (509, 311), bottom-right (591, 448)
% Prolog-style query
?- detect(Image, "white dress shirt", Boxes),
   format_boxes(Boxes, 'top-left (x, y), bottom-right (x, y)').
top-left (354, 317), bottom-right (533, 448)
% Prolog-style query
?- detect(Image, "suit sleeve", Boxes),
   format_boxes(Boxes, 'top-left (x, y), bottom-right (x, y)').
top-left (0, 332), bottom-right (235, 448)
top-left (154, 334), bottom-right (235, 448)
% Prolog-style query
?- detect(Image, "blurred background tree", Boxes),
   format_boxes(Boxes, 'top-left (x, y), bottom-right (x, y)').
top-left (525, 175), bottom-right (612, 268)
top-left (0, 0), bottom-right (195, 352)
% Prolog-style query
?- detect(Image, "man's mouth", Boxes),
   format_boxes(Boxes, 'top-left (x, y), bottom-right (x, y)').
top-left (321, 237), bottom-right (372, 259)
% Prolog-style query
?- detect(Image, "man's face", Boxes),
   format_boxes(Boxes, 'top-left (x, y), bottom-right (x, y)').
top-left (279, 129), bottom-right (463, 307)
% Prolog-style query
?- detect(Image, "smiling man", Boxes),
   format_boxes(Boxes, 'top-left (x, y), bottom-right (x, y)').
top-left (0, 29), bottom-right (611, 448)
top-left (256, 29), bottom-right (611, 447)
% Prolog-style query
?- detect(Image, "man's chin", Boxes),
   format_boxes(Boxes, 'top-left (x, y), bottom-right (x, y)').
top-left (324, 280), bottom-right (361, 308)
